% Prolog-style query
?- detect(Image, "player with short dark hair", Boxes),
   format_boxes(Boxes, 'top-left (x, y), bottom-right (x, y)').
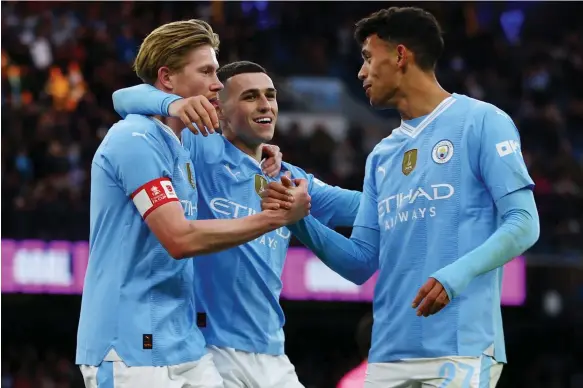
top-left (263, 6), bottom-right (540, 387)
top-left (111, 61), bottom-right (362, 387)
top-left (216, 60), bottom-right (267, 81)
top-left (354, 7), bottom-right (444, 72)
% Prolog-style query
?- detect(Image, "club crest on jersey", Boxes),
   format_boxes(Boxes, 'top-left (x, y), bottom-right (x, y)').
top-left (254, 174), bottom-right (268, 196)
top-left (186, 162), bottom-right (196, 189)
top-left (432, 140), bottom-right (454, 164)
top-left (402, 149), bottom-right (418, 176)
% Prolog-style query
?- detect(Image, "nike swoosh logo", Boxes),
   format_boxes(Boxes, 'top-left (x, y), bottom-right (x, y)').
top-left (132, 132), bottom-right (147, 138)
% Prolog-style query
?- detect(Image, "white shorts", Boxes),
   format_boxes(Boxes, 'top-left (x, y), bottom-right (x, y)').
top-left (365, 355), bottom-right (503, 388)
top-left (207, 345), bottom-right (304, 388)
top-left (79, 350), bottom-right (224, 388)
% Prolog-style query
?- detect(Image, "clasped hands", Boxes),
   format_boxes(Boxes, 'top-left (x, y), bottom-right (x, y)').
top-left (260, 173), bottom-right (311, 225)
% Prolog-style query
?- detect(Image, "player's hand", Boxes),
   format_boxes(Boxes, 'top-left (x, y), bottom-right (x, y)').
top-left (262, 177), bottom-right (310, 223)
top-left (168, 96), bottom-right (220, 136)
top-left (411, 277), bottom-right (450, 317)
top-left (261, 144), bottom-right (282, 178)
top-left (281, 178), bottom-right (311, 224)
top-left (261, 172), bottom-right (294, 210)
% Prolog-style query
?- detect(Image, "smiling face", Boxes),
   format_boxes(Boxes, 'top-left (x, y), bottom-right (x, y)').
top-left (220, 71), bottom-right (278, 146)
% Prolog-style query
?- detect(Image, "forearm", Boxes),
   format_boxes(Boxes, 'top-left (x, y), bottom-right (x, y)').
top-left (433, 189), bottom-right (539, 299)
top-left (175, 211), bottom-right (284, 258)
top-left (325, 190), bottom-right (362, 228)
top-left (289, 215), bottom-right (378, 285)
top-left (112, 84), bottom-right (181, 119)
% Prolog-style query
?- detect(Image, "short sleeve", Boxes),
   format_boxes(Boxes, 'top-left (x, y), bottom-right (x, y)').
top-left (476, 107), bottom-right (535, 202)
top-left (102, 127), bottom-right (178, 218)
top-left (353, 152), bottom-right (380, 231)
top-left (105, 131), bottom-right (171, 196)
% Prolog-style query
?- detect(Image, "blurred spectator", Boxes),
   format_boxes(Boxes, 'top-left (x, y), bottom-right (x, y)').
top-left (45, 67), bottom-right (70, 111)
top-left (116, 26), bottom-right (138, 64)
top-left (27, 25), bottom-right (53, 71)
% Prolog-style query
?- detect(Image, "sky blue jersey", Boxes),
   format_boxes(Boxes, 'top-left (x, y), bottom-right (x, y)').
top-left (112, 85), bottom-right (362, 355)
top-left (76, 114), bottom-right (206, 367)
top-left (351, 94), bottom-right (534, 363)
top-left (186, 135), bottom-right (361, 355)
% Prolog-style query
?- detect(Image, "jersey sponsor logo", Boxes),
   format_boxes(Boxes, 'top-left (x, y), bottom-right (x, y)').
top-left (432, 140), bottom-right (454, 164)
top-left (209, 197), bottom-right (291, 249)
top-left (131, 177), bottom-right (179, 219)
top-left (402, 149), bottom-right (418, 176)
top-left (254, 174), bottom-right (268, 197)
top-left (186, 162), bottom-right (196, 189)
top-left (180, 200), bottom-right (197, 217)
top-left (378, 183), bottom-right (455, 231)
top-left (495, 140), bottom-right (521, 157)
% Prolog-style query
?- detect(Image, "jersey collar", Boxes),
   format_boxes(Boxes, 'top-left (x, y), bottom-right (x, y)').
top-left (399, 95), bottom-right (456, 139)
top-left (150, 117), bottom-right (183, 146)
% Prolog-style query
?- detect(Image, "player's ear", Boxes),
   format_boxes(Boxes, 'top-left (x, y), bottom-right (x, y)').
top-left (157, 66), bottom-right (174, 90)
top-left (396, 44), bottom-right (408, 69)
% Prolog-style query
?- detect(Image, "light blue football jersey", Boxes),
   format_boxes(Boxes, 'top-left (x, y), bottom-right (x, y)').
top-left (184, 133), bottom-right (360, 355)
top-left (76, 114), bottom-right (206, 367)
top-left (111, 85), bottom-right (362, 355)
top-left (354, 94), bottom-right (534, 363)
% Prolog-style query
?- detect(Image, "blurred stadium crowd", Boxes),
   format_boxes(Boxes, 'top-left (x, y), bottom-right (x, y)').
top-left (2, 2), bottom-right (582, 388)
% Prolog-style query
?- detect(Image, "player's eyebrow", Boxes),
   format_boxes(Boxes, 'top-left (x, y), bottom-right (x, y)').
top-left (198, 63), bottom-right (218, 72)
top-left (240, 87), bottom-right (277, 97)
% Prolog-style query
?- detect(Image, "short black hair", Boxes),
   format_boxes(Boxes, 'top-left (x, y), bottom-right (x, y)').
top-left (354, 7), bottom-right (444, 71)
top-left (217, 61), bottom-right (267, 84)
top-left (355, 313), bottom-right (373, 360)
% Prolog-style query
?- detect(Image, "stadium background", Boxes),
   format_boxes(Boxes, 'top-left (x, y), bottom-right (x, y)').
top-left (1, 1), bottom-right (583, 387)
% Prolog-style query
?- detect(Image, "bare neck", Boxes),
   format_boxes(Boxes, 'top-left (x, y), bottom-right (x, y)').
top-left (394, 70), bottom-right (451, 121)
top-left (152, 81), bottom-right (183, 139)
top-left (224, 131), bottom-right (263, 162)
top-left (159, 116), bottom-right (185, 139)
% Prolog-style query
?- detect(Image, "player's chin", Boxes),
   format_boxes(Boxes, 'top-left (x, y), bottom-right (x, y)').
top-left (369, 96), bottom-right (393, 110)
top-left (369, 98), bottom-right (385, 109)
top-left (367, 92), bottom-right (381, 107)
top-left (252, 124), bottom-right (275, 140)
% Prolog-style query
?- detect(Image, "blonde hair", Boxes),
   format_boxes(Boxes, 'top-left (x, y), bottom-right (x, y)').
top-left (133, 19), bottom-right (220, 84)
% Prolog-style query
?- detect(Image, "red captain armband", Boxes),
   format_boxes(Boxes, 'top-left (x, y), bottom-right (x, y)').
top-left (131, 177), bottom-right (179, 219)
